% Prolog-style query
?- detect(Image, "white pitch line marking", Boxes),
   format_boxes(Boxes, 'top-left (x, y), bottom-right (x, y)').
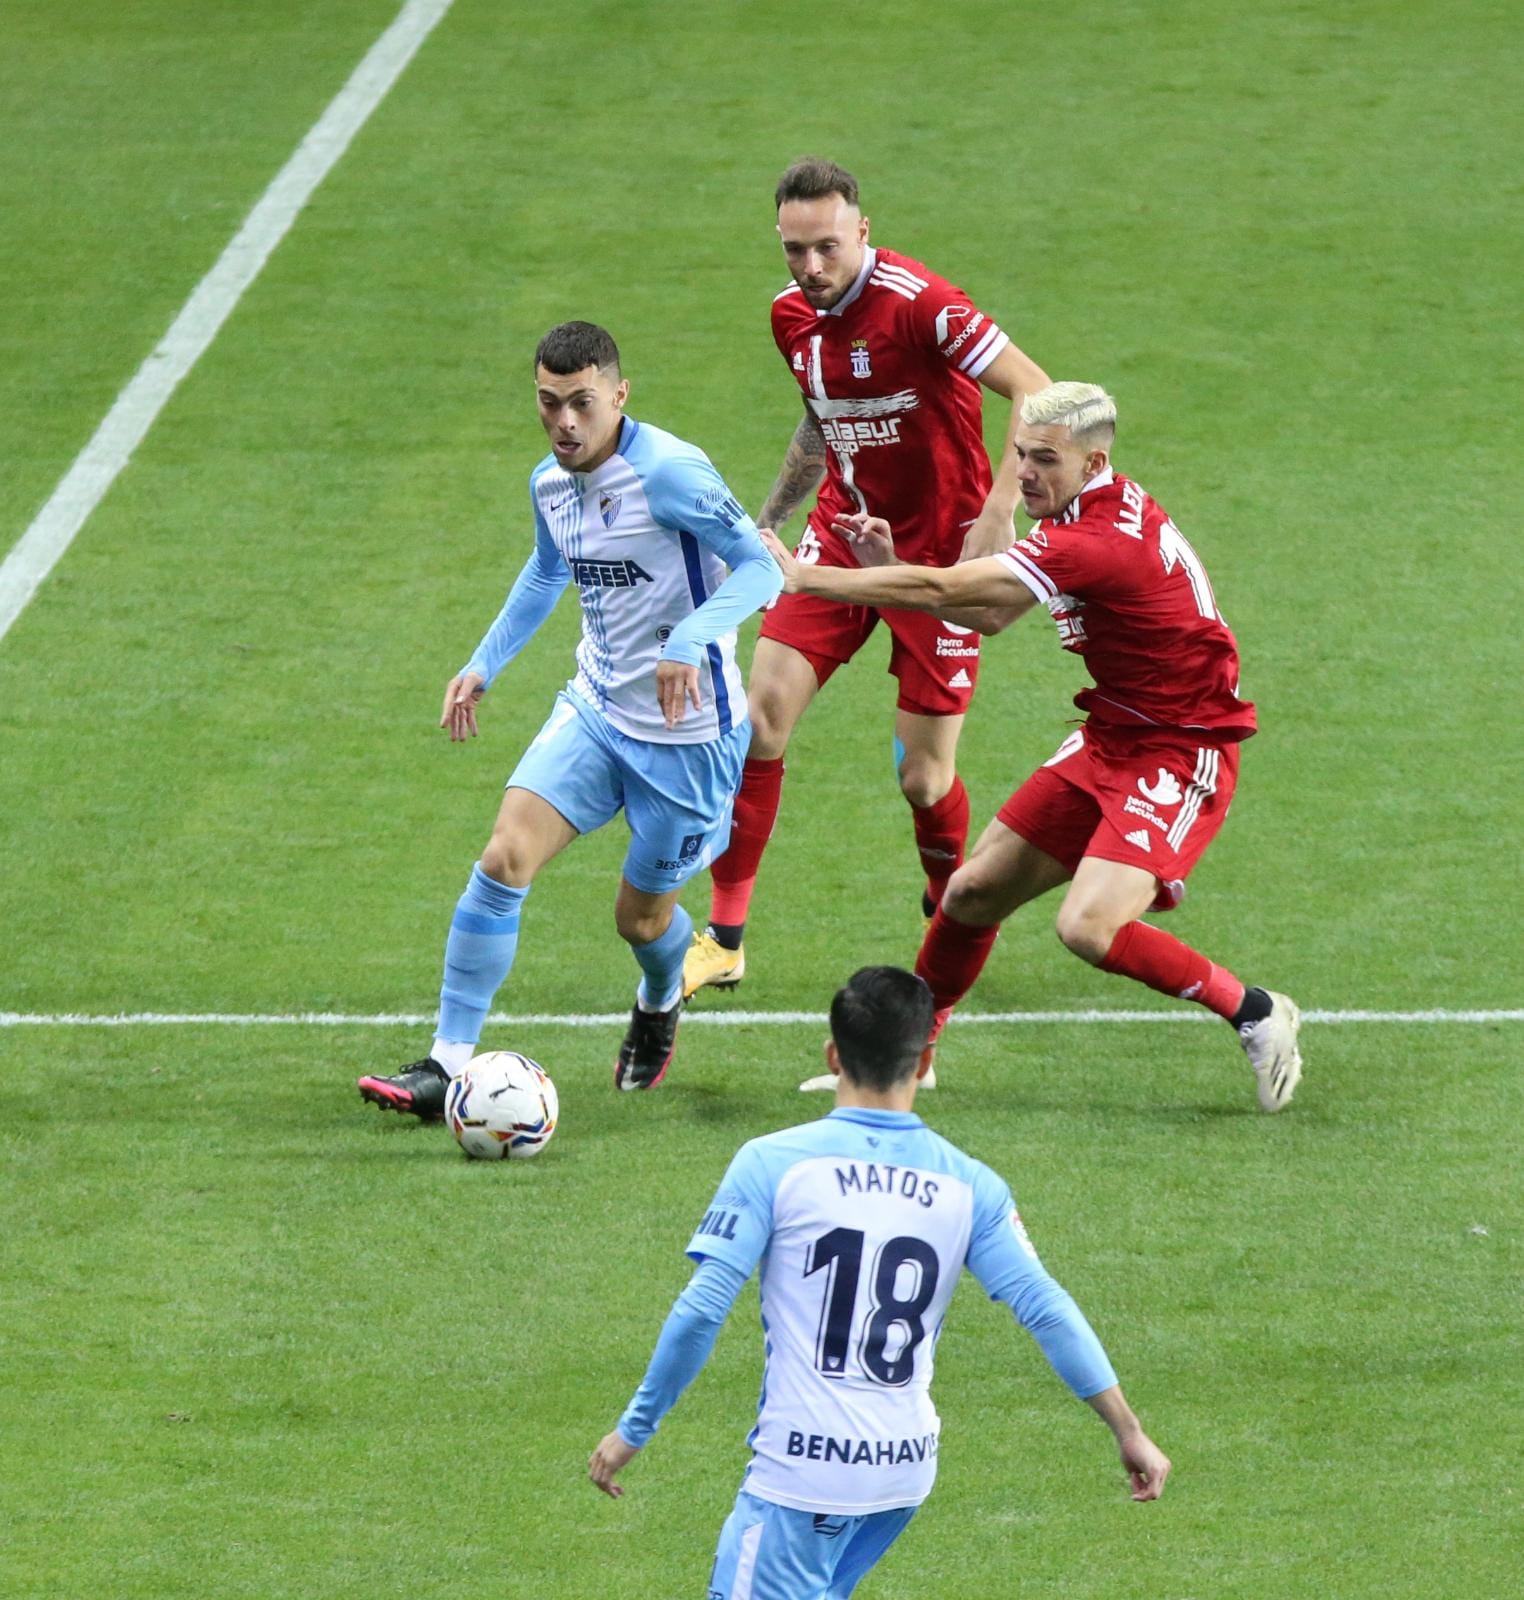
top-left (1, 1009), bottom-right (1519, 1028)
top-left (0, 0), bottom-right (456, 642)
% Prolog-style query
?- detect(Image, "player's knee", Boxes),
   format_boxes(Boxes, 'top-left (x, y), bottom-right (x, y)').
top-left (745, 692), bottom-right (793, 758)
top-left (896, 756), bottom-right (953, 810)
top-left (615, 903), bottom-right (670, 946)
top-left (1054, 901), bottom-right (1116, 966)
top-left (942, 865), bottom-right (996, 925)
top-left (480, 833), bottom-right (534, 888)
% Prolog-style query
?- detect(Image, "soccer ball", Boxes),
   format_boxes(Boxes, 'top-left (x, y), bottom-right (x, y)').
top-left (444, 1051), bottom-right (558, 1160)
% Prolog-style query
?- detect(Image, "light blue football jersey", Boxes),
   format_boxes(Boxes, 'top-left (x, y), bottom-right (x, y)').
top-left (685, 1107), bottom-right (1091, 1516)
top-left (465, 417), bottom-right (777, 745)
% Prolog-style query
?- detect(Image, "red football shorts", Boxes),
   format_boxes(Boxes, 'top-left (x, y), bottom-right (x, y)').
top-left (760, 518), bottom-right (980, 716)
top-left (997, 724), bottom-right (1241, 911)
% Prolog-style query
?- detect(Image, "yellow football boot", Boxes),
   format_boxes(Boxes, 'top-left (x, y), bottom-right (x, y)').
top-left (682, 928), bottom-right (745, 1000)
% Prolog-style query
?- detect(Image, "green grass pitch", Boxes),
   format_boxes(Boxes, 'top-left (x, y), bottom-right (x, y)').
top-left (2, 2), bottom-right (1520, 1596)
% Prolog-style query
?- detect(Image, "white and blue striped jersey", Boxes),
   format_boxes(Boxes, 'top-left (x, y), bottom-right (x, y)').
top-left (463, 417), bottom-right (780, 745)
top-left (619, 1107), bottom-right (1117, 1516)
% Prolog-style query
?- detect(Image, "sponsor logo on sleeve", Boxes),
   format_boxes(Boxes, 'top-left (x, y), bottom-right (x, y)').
top-left (934, 304), bottom-right (979, 350)
top-left (697, 487), bottom-right (746, 527)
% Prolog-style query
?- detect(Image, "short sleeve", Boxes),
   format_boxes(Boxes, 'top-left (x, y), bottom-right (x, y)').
top-left (908, 280), bottom-right (1011, 380)
top-left (684, 1141), bottom-right (774, 1277)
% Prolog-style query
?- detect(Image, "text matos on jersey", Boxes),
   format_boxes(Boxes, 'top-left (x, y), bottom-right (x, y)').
top-left (995, 469), bottom-right (1257, 739)
top-left (773, 245), bottom-right (1008, 564)
top-left (687, 1108), bottom-right (1112, 1516)
top-left (464, 417), bottom-right (779, 745)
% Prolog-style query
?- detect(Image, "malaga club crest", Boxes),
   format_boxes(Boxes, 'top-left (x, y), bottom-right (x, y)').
top-left (599, 490), bottom-right (622, 528)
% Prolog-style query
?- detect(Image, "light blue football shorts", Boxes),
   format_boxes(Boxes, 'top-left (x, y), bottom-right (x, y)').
top-left (507, 690), bottom-right (749, 894)
top-left (707, 1489), bottom-right (917, 1600)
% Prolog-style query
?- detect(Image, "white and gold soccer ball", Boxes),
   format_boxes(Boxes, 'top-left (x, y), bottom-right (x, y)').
top-left (444, 1051), bottom-right (558, 1160)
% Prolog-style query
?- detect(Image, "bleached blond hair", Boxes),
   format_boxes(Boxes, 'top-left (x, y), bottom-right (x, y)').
top-left (1019, 382), bottom-right (1116, 445)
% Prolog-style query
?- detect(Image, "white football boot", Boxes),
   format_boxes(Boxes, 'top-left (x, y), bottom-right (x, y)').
top-left (1238, 991), bottom-right (1303, 1111)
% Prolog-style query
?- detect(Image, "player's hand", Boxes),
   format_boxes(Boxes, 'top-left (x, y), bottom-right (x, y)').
top-left (588, 1429), bottom-right (641, 1498)
top-left (1117, 1429), bottom-right (1171, 1502)
top-left (958, 506), bottom-right (1015, 561)
top-left (440, 672), bottom-right (486, 741)
top-left (831, 512), bottom-right (897, 568)
top-left (760, 529), bottom-right (803, 593)
top-left (656, 659), bottom-right (702, 729)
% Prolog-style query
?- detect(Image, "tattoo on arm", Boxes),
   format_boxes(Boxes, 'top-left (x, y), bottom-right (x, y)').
top-left (758, 412), bottom-right (828, 530)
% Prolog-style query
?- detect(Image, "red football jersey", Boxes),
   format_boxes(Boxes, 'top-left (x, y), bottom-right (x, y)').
top-left (993, 470), bottom-right (1257, 739)
top-left (772, 246), bottom-right (1009, 564)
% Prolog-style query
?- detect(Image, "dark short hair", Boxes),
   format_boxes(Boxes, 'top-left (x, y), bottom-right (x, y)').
top-left (534, 321), bottom-right (621, 379)
top-left (775, 157), bottom-right (860, 212)
top-left (829, 966), bottom-right (934, 1092)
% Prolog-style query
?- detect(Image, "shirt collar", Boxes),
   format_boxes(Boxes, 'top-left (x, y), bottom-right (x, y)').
top-left (827, 1105), bottom-right (924, 1128)
top-left (1054, 465), bottom-right (1115, 521)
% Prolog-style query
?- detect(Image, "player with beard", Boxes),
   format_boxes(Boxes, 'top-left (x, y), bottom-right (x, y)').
top-left (683, 158), bottom-right (1049, 1011)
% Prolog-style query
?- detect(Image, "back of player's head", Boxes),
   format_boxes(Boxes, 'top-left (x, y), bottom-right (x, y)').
top-left (829, 966), bottom-right (934, 1091)
top-left (534, 321), bottom-right (621, 379)
top-left (775, 157), bottom-right (860, 212)
top-left (1020, 382), bottom-right (1117, 448)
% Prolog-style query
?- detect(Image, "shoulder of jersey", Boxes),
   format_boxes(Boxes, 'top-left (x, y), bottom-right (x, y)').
top-left (772, 281), bottom-right (811, 328)
top-left (622, 418), bottom-right (711, 477)
top-left (869, 248), bottom-right (938, 303)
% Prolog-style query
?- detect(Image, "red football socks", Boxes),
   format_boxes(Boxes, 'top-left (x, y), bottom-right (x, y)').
top-left (1100, 921), bottom-right (1245, 1019)
top-left (916, 905), bottom-right (1000, 1012)
top-left (709, 756), bottom-right (785, 928)
top-left (911, 776), bottom-right (970, 908)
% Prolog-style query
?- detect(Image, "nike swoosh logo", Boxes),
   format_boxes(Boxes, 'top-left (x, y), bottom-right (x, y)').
top-left (549, 492), bottom-right (579, 510)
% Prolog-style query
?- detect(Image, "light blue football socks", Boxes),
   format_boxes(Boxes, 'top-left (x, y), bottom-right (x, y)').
top-left (633, 902), bottom-right (692, 1013)
top-left (434, 864), bottom-right (528, 1066)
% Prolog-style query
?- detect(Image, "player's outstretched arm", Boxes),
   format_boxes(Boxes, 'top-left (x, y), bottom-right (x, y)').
top-left (763, 528), bottom-right (1031, 628)
top-left (825, 512), bottom-right (1035, 633)
top-left (1085, 1385), bottom-right (1172, 1501)
top-left (757, 409), bottom-right (828, 531)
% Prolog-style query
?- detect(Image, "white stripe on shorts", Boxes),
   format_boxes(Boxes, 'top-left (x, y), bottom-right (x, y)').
top-left (1166, 747), bottom-right (1219, 849)
top-left (732, 1519), bottom-right (765, 1599)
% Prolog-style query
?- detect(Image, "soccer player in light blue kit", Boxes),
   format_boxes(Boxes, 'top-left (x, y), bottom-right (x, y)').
top-left (358, 322), bottom-right (781, 1114)
top-left (589, 966), bottom-right (1170, 1597)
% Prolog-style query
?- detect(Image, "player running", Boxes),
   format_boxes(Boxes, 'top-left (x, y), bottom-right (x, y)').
top-left (358, 322), bottom-right (780, 1119)
top-left (682, 157), bottom-right (1050, 1000)
top-left (764, 383), bottom-right (1303, 1111)
top-left (589, 966), bottom-right (1170, 1598)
